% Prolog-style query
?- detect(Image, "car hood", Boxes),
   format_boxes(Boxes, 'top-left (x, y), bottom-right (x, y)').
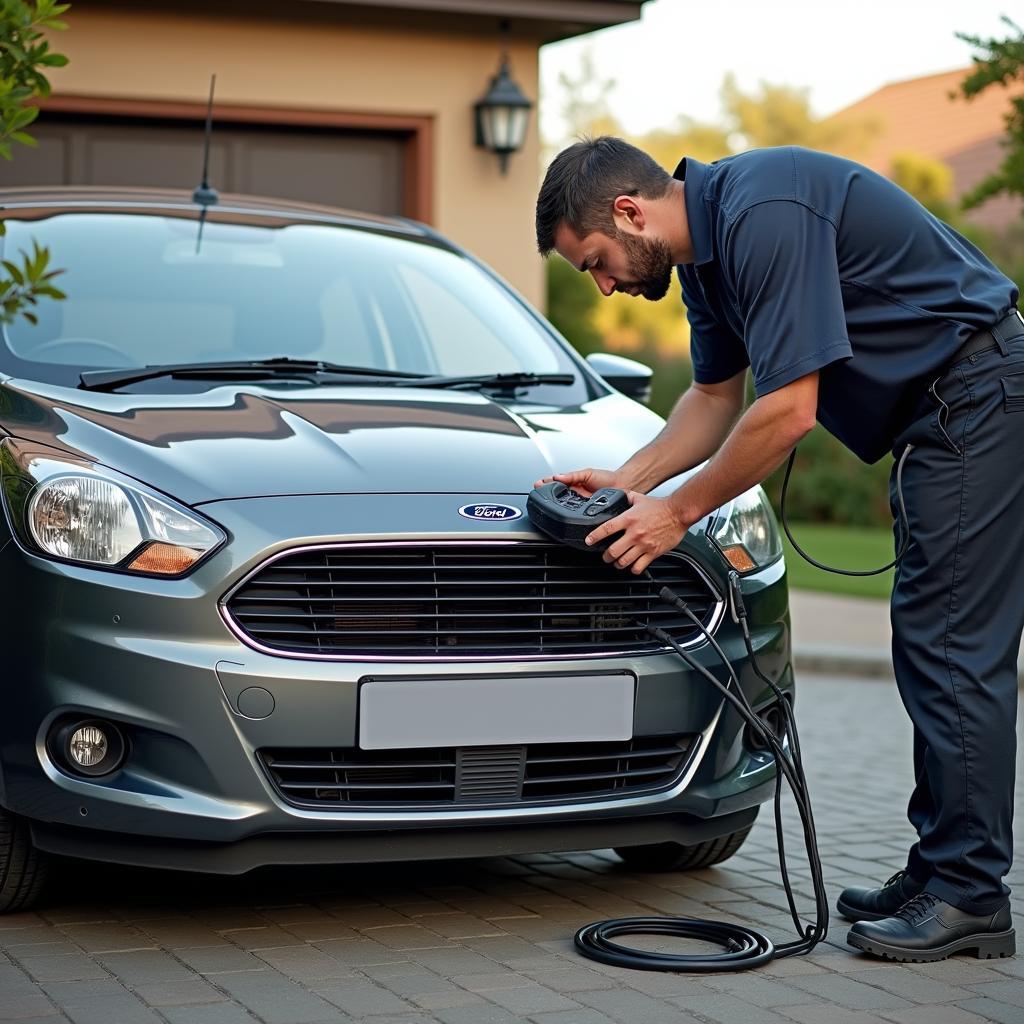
top-left (0, 380), bottom-right (666, 505)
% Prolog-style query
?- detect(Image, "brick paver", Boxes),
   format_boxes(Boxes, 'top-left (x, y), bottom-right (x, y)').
top-left (0, 672), bottom-right (1021, 1023)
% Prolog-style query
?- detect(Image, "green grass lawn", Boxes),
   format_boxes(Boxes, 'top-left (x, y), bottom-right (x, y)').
top-left (779, 522), bottom-right (895, 600)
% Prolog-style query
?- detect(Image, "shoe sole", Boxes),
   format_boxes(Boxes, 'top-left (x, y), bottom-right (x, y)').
top-left (847, 927), bottom-right (1016, 963)
top-left (835, 895), bottom-right (892, 923)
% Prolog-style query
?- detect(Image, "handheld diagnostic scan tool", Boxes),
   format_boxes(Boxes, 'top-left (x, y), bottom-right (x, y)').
top-left (526, 481), bottom-right (631, 551)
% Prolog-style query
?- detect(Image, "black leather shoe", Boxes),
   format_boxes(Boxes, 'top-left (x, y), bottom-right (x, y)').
top-left (847, 893), bottom-right (1016, 963)
top-left (836, 870), bottom-right (925, 923)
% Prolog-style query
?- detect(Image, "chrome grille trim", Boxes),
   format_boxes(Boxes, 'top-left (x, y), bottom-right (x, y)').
top-left (219, 540), bottom-right (725, 662)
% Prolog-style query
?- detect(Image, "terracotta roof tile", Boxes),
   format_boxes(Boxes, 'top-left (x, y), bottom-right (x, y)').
top-left (828, 66), bottom-right (1023, 228)
top-left (832, 67), bottom-right (1019, 165)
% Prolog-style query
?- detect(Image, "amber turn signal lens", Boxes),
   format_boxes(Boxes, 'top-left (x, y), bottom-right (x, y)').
top-left (127, 542), bottom-right (200, 575)
top-left (721, 544), bottom-right (756, 572)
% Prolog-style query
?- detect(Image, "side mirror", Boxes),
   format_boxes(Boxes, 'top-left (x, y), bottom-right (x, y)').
top-left (585, 352), bottom-right (653, 404)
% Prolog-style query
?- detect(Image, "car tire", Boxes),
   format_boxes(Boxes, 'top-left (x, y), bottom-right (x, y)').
top-left (0, 808), bottom-right (48, 914)
top-left (613, 821), bottom-right (755, 873)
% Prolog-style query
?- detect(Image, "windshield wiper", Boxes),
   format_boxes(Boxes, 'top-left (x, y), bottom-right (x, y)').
top-left (400, 372), bottom-right (575, 391)
top-left (78, 358), bottom-right (428, 392)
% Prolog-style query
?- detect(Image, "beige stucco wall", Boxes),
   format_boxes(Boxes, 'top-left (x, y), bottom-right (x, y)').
top-left (43, 6), bottom-right (544, 308)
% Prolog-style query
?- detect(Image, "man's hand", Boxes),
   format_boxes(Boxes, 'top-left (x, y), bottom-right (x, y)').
top-left (533, 467), bottom-right (623, 497)
top-left (586, 492), bottom-right (692, 575)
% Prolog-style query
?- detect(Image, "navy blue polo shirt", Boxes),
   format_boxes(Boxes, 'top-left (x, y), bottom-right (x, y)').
top-left (675, 146), bottom-right (1019, 463)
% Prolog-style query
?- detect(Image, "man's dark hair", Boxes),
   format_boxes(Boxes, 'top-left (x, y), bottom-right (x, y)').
top-left (535, 136), bottom-right (672, 257)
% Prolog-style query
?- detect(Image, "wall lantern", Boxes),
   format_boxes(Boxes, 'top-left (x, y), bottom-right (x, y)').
top-left (474, 53), bottom-right (533, 174)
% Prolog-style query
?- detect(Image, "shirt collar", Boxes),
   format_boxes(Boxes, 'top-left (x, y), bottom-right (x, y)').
top-left (672, 155), bottom-right (713, 267)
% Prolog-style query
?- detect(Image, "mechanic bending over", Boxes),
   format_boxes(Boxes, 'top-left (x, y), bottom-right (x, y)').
top-left (534, 137), bottom-right (1024, 963)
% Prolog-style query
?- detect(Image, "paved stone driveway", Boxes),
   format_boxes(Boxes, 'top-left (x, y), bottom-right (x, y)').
top-left (1, 673), bottom-right (1022, 1024)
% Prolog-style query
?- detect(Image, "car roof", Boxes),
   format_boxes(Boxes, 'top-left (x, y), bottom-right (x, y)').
top-left (0, 185), bottom-right (449, 246)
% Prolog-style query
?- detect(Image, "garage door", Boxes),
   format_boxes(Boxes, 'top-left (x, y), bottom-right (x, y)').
top-left (0, 114), bottom-right (407, 216)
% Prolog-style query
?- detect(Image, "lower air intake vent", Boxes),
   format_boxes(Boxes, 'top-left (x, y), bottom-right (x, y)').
top-left (259, 734), bottom-right (695, 809)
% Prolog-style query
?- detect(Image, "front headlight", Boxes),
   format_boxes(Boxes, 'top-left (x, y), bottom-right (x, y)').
top-left (2, 441), bottom-right (224, 576)
top-left (710, 486), bottom-right (783, 574)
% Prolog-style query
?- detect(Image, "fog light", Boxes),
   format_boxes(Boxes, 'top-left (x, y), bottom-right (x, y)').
top-left (69, 725), bottom-right (108, 768)
top-left (50, 718), bottom-right (126, 777)
top-left (745, 702), bottom-right (787, 753)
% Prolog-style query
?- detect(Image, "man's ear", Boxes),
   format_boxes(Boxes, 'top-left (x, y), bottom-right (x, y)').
top-left (611, 195), bottom-right (645, 236)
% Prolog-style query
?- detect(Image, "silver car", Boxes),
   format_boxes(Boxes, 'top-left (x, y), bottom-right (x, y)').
top-left (0, 189), bottom-right (792, 912)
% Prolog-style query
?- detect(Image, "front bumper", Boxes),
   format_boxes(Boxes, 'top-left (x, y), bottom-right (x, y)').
top-left (29, 809), bottom-right (762, 875)
top-left (0, 493), bottom-right (792, 872)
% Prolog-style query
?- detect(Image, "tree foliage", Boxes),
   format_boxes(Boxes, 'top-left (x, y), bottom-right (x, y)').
top-left (555, 49), bottom-right (618, 140)
top-left (956, 15), bottom-right (1024, 210)
top-left (639, 120), bottom-right (729, 169)
top-left (639, 75), bottom-right (879, 168)
top-left (721, 74), bottom-right (878, 157)
top-left (0, 0), bottom-right (70, 325)
top-left (890, 151), bottom-right (955, 218)
top-left (546, 255), bottom-right (603, 357)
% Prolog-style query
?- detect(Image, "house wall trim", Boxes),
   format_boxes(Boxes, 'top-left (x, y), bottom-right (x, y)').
top-left (35, 93), bottom-right (435, 223)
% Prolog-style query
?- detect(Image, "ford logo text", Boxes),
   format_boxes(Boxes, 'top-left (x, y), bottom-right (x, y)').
top-left (458, 503), bottom-right (523, 522)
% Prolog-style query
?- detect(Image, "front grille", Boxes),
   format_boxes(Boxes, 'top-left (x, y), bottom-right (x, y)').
top-left (224, 543), bottom-right (721, 659)
top-left (259, 735), bottom-right (695, 808)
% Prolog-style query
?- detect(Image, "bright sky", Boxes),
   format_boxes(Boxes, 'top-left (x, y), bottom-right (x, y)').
top-left (539, 0), bottom-right (1016, 142)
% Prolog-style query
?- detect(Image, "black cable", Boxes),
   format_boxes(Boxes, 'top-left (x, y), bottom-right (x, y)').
top-left (672, 587), bottom-right (822, 944)
top-left (779, 442), bottom-right (914, 576)
top-left (659, 600), bottom-right (827, 956)
top-left (575, 441), bottom-right (915, 970)
top-left (574, 572), bottom-right (829, 972)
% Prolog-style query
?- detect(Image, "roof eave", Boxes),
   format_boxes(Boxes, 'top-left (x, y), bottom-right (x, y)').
top-left (300, 0), bottom-right (647, 42)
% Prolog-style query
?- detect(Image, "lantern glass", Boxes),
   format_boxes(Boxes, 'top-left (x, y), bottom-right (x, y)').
top-left (474, 55), bottom-right (532, 170)
top-left (478, 105), bottom-right (497, 151)
top-left (483, 104), bottom-right (526, 152)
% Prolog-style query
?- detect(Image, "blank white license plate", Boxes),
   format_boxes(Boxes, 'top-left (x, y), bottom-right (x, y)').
top-left (358, 674), bottom-right (635, 750)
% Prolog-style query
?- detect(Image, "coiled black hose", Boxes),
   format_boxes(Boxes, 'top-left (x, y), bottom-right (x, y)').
top-left (573, 571), bottom-right (829, 972)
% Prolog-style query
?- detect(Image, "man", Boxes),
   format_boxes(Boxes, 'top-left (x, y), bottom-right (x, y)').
top-left (535, 136), bottom-right (1023, 962)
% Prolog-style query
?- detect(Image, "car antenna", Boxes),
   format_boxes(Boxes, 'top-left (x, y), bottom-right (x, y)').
top-left (192, 73), bottom-right (220, 253)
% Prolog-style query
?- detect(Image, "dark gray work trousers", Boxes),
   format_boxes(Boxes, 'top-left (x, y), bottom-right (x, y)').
top-left (890, 331), bottom-right (1024, 915)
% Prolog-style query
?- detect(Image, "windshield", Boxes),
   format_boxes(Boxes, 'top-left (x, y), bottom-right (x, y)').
top-left (1, 211), bottom-right (583, 400)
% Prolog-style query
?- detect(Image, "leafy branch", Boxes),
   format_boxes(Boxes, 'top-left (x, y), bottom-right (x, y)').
top-left (0, 0), bottom-right (71, 325)
top-left (1, 238), bottom-right (64, 325)
top-left (955, 15), bottom-right (1024, 210)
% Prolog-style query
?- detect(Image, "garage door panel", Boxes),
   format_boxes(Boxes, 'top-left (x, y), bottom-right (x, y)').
top-left (0, 115), bottom-right (406, 216)
top-left (0, 129), bottom-right (70, 187)
top-left (84, 129), bottom-right (233, 191)
top-left (243, 133), bottom-right (403, 214)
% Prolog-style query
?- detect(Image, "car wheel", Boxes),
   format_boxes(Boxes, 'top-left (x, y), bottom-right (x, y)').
top-left (613, 821), bottom-right (755, 873)
top-left (0, 808), bottom-right (48, 913)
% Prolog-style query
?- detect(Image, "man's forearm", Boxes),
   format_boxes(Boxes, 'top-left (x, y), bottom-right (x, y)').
top-left (665, 385), bottom-right (816, 525)
top-left (617, 382), bottom-right (744, 493)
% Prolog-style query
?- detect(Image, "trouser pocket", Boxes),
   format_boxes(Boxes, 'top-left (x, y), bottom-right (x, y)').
top-left (929, 373), bottom-right (964, 455)
top-left (1001, 371), bottom-right (1024, 412)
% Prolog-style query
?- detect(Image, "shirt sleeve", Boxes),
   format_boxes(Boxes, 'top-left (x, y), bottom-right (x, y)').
top-left (677, 268), bottom-right (749, 385)
top-left (724, 201), bottom-right (852, 397)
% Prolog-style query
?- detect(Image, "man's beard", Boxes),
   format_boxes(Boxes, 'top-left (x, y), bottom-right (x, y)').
top-left (617, 231), bottom-right (675, 301)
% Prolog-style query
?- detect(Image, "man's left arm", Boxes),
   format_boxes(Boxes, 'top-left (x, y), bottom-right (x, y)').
top-left (588, 199), bottom-right (852, 573)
